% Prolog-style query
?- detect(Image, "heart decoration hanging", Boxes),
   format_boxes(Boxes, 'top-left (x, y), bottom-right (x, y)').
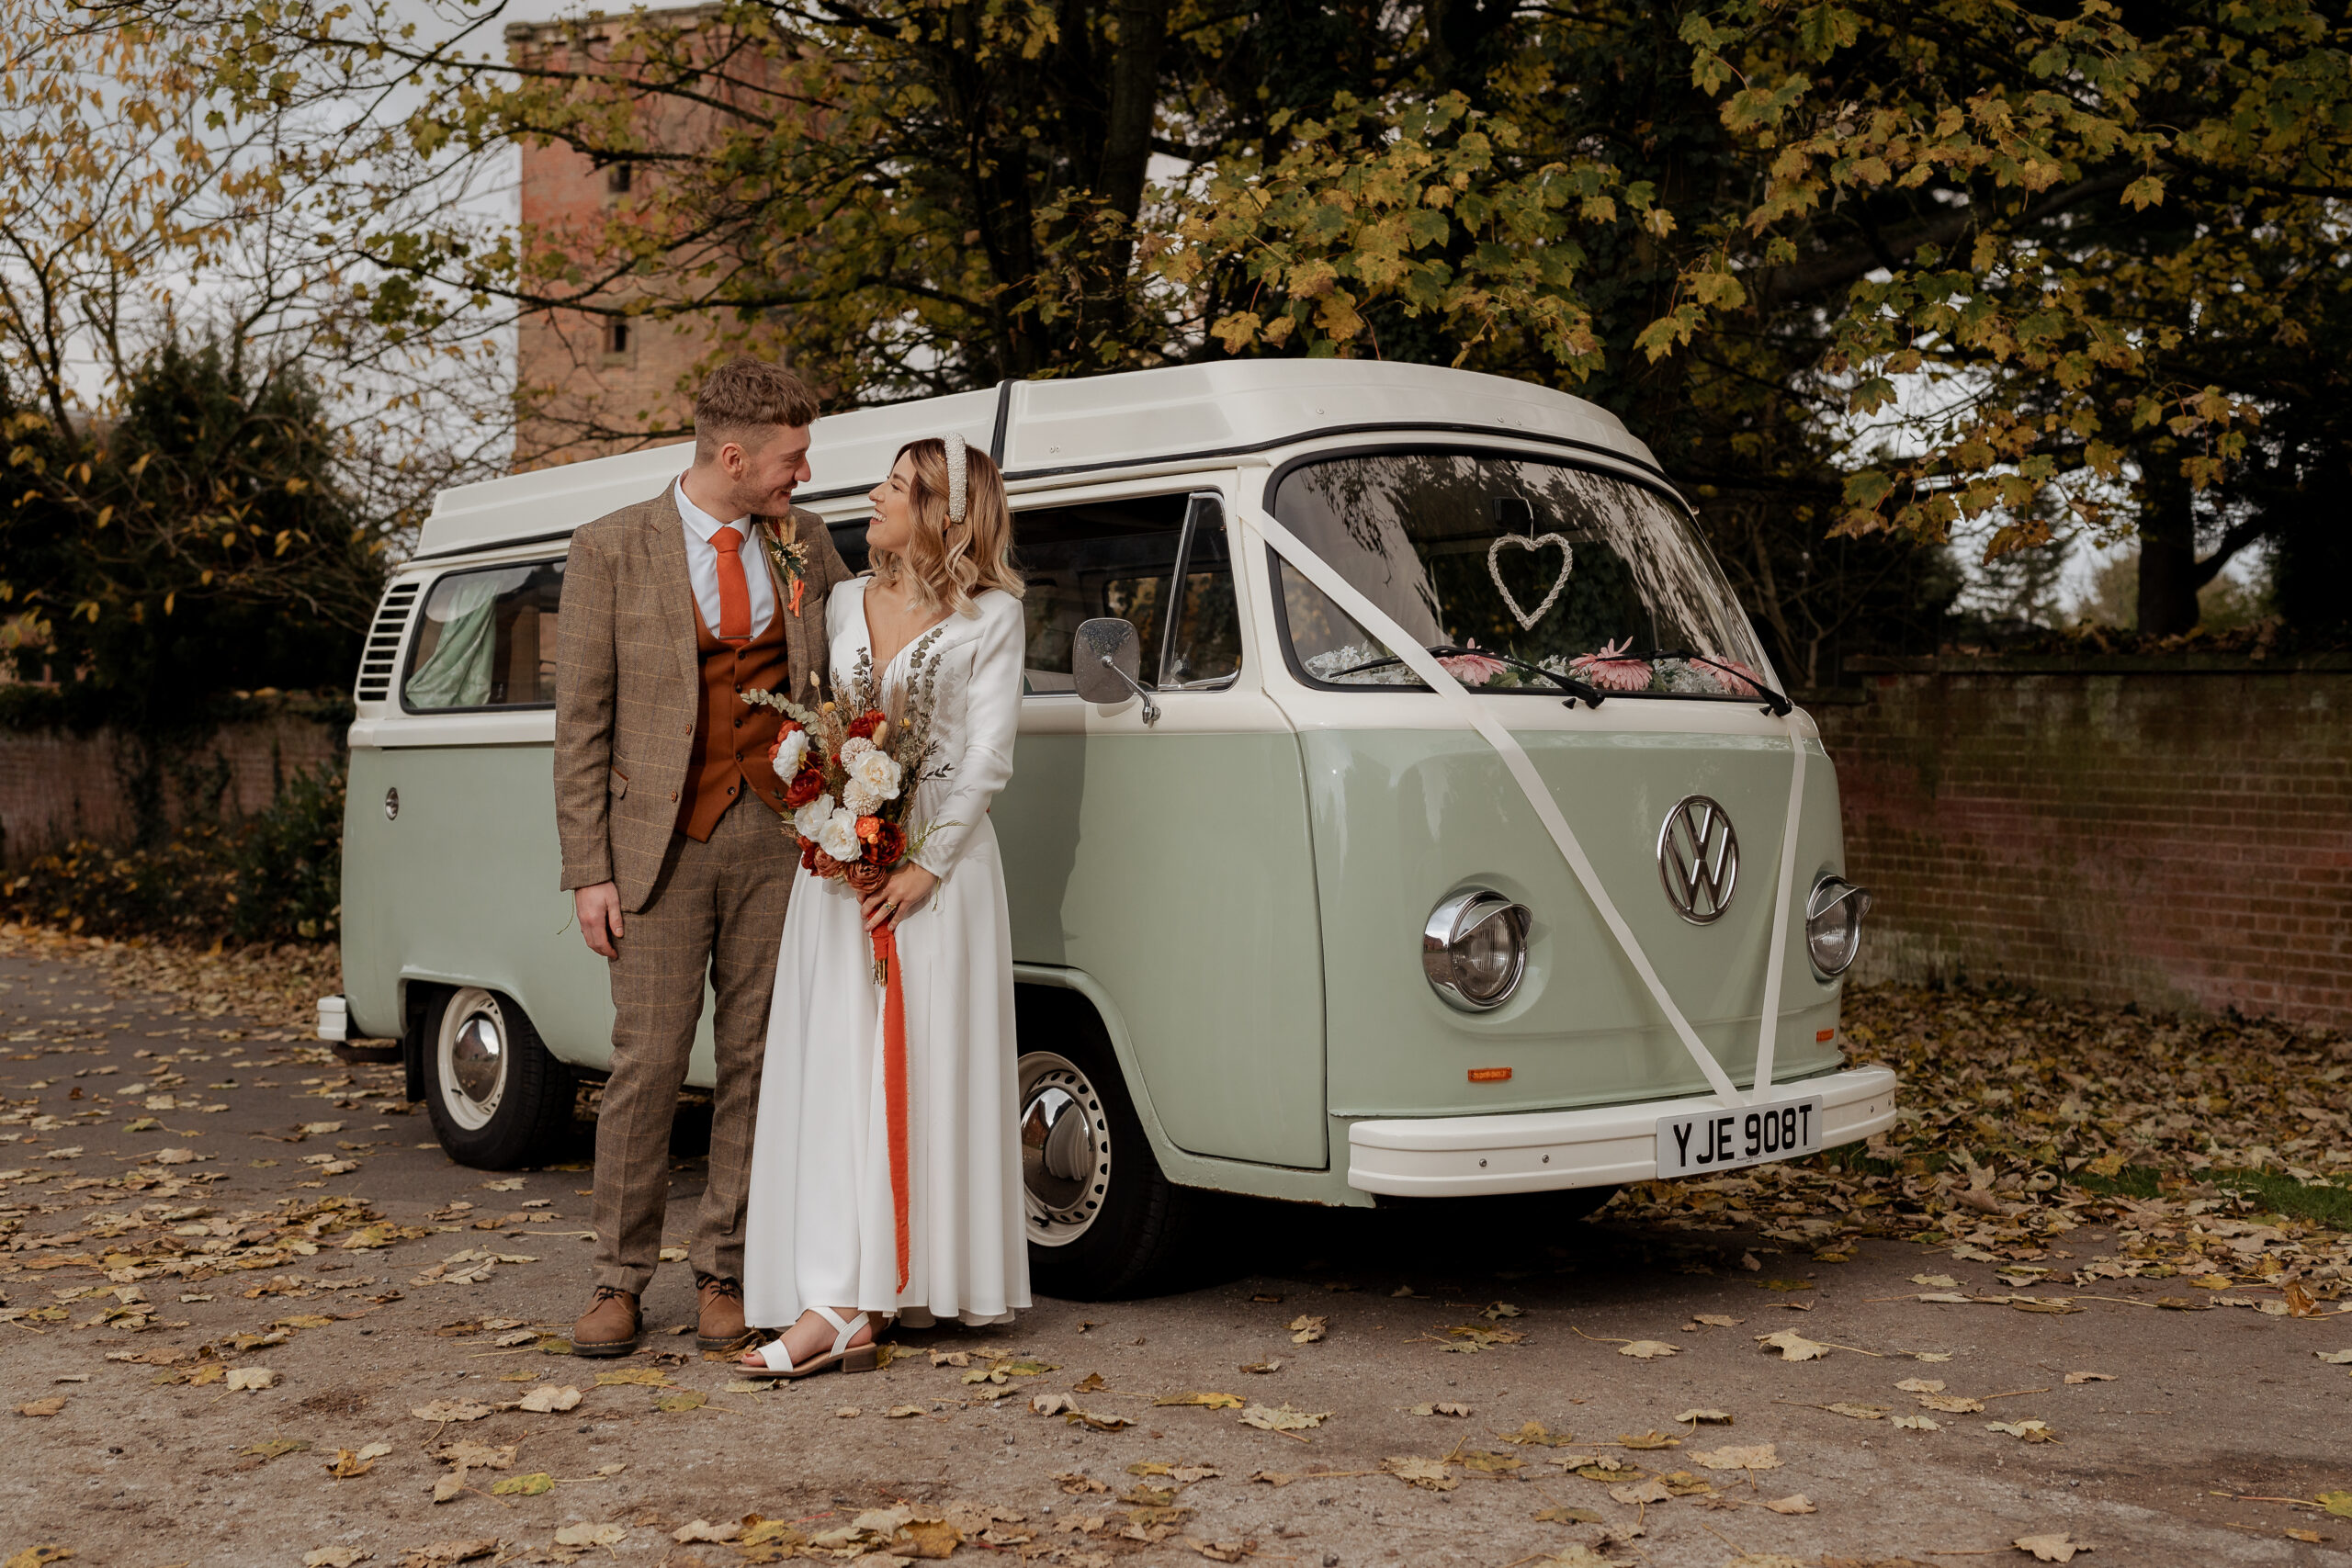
top-left (1487, 533), bottom-right (1575, 631)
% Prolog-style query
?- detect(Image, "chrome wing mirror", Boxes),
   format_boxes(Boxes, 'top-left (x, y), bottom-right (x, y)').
top-left (1072, 617), bottom-right (1161, 727)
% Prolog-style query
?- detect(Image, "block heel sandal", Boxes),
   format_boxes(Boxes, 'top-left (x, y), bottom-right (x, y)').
top-left (734, 1306), bottom-right (882, 1380)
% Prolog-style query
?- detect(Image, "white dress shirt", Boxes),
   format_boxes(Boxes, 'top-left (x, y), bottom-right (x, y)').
top-left (673, 475), bottom-right (778, 638)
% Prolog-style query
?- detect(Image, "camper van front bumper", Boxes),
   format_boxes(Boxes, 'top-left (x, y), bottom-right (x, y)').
top-left (1345, 1066), bottom-right (1898, 1198)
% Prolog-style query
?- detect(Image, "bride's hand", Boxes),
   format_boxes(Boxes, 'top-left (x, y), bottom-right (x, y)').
top-left (862, 863), bottom-right (939, 931)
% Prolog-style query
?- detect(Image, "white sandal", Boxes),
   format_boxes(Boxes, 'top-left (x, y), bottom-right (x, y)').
top-left (733, 1306), bottom-right (882, 1380)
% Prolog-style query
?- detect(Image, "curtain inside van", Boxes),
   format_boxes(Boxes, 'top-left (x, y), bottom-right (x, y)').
top-left (405, 574), bottom-right (506, 708)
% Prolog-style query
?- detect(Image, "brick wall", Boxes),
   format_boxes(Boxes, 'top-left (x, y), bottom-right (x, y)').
top-left (505, 8), bottom-right (786, 471)
top-left (0, 713), bottom-right (343, 866)
top-left (1815, 655), bottom-right (2352, 1030)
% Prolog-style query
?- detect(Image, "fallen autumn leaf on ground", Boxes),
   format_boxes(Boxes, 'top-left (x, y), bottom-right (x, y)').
top-left (1690, 1443), bottom-right (1781, 1471)
top-left (1757, 1331), bottom-right (1831, 1361)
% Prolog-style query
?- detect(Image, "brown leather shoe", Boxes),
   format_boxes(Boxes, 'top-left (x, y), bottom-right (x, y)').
top-left (571, 1285), bottom-right (641, 1359)
top-left (695, 1275), bottom-right (752, 1353)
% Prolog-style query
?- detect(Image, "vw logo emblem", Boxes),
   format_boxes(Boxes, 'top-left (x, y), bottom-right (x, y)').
top-left (1657, 795), bottom-right (1737, 924)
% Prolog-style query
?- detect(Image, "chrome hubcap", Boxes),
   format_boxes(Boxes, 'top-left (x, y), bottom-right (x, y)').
top-left (437, 987), bottom-right (507, 1132)
top-left (1017, 1052), bottom-right (1110, 1247)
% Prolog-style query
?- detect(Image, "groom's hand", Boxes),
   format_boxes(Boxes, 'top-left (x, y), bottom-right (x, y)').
top-left (576, 882), bottom-right (625, 959)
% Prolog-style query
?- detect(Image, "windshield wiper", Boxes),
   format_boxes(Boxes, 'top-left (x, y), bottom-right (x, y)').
top-left (1643, 649), bottom-right (1795, 716)
top-left (1327, 646), bottom-right (1610, 708)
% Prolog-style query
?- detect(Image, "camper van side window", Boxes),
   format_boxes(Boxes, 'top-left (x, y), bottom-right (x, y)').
top-left (402, 559), bottom-right (567, 711)
top-left (1013, 492), bottom-right (1241, 694)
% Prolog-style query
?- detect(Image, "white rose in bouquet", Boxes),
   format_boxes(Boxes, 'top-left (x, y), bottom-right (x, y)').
top-left (842, 780), bottom-right (883, 816)
top-left (792, 793), bottom-right (836, 840)
top-left (817, 807), bottom-right (863, 863)
top-left (772, 727), bottom-right (810, 777)
top-left (847, 746), bottom-right (903, 800)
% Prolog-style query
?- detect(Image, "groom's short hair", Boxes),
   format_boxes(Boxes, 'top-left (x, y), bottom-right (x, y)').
top-left (693, 360), bottom-right (820, 459)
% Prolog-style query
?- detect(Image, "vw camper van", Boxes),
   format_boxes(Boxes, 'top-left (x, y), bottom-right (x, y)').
top-left (324, 361), bottom-right (1895, 1297)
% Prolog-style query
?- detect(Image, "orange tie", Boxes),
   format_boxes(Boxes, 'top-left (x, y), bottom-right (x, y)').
top-left (708, 525), bottom-right (752, 643)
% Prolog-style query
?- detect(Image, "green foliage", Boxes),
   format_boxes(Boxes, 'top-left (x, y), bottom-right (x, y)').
top-left (174, 0), bottom-right (2352, 651)
top-left (0, 759), bottom-right (346, 945)
top-left (0, 339), bottom-right (384, 726)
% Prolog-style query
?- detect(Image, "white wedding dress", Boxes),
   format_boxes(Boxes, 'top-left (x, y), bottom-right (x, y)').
top-left (741, 579), bottom-right (1031, 1329)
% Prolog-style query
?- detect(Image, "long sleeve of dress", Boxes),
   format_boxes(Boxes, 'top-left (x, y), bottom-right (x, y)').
top-left (913, 594), bottom-right (1023, 882)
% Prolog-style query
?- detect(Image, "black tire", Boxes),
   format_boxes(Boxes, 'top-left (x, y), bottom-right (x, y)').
top-left (1017, 989), bottom-right (1216, 1300)
top-left (420, 986), bottom-right (575, 1169)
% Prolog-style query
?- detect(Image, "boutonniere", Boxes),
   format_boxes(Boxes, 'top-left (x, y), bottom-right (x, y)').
top-left (759, 516), bottom-right (812, 618)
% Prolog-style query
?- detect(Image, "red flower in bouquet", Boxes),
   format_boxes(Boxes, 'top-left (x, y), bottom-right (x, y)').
top-left (855, 815), bottom-right (884, 844)
top-left (845, 709), bottom-right (888, 741)
top-left (782, 765), bottom-right (827, 809)
top-left (868, 821), bottom-right (907, 865)
top-left (798, 840), bottom-right (820, 873)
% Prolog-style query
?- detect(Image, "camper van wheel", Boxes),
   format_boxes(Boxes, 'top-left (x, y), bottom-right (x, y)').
top-left (1018, 1035), bottom-right (1208, 1300)
top-left (421, 986), bottom-right (574, 1170)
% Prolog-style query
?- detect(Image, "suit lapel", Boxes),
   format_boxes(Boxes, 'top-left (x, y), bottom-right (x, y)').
top-left (646, 486), bottom-right (700, 682)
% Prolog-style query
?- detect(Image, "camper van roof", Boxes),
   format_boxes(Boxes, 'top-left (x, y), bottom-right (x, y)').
top-left (413, 361), bottom-right (1669, 560)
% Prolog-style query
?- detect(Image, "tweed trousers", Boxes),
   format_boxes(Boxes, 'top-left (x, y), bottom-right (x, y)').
top-left (591, 795), bottom-right (796, 1295)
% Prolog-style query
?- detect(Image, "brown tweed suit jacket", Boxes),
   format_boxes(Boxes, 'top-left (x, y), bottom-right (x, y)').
top-left (554, 485), bottom-right (855, 910)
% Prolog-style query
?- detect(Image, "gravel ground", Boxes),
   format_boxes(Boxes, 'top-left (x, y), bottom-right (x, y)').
top-left (1, 930), bottom-right (2348, 1568)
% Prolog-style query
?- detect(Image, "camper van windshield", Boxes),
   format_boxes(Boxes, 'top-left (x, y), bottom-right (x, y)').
top-left (1270, 453), bottom-right (1775, 700)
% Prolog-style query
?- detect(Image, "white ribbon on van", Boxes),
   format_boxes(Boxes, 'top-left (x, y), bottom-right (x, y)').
top-left (1244, 505), bottom-right (1806, 1110)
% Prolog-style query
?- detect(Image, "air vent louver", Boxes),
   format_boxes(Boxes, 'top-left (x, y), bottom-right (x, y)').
top-left (354, 581), bottom-right (422, 702)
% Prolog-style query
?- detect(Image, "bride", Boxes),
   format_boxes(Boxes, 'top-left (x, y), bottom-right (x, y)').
top-left (737, 433), bottom-right (1030, 1375)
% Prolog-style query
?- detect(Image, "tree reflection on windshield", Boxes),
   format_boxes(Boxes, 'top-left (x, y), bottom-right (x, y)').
top-left (1271, 453), bottom-right (1776, 699)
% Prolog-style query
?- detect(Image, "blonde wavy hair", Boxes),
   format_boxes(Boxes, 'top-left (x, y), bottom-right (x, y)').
top-left (871, 437), bottom-right (1023, 615)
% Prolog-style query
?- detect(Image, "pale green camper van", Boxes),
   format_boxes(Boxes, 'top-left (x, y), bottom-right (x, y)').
top-left (322, 362), bottom-right (1895, 1297)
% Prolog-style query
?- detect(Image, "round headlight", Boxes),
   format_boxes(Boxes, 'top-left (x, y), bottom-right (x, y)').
top-left (1423, 889), bottom-right (1531, 1011)
top-left (1805, 875), bottom-right (1872, 976)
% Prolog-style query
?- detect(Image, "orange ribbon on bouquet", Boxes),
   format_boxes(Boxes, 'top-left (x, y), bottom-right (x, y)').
top-left (871, 923), bottom-right (911, 1293)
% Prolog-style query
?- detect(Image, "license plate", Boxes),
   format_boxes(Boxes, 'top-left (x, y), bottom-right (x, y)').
top-left (1655, 1095), bottom-right (1826, 1178)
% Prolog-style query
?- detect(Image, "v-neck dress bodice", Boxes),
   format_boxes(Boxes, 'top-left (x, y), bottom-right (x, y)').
top-left (741, 577), bottom-right (1030, 1327)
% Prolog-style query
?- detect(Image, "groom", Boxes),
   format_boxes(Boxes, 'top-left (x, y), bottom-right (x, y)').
top-left (554, 359), bottom-right (854, 1357)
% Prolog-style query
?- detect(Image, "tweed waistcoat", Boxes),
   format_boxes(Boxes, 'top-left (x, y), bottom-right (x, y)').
top-left (675, 596), bottom-right (794, 840)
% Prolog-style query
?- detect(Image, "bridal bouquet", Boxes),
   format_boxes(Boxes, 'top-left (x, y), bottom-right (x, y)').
top-left (744, 626), bottom-right (951, 907)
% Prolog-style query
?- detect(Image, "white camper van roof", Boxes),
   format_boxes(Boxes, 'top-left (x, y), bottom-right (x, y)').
top-left (413, 361), bottom-right (1671, 560)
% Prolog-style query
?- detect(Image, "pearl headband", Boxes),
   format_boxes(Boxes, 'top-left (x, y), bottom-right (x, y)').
top-left (943, 432), bottom-right (968, 525)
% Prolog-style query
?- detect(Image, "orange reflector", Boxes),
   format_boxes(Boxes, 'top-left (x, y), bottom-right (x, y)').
top-left (1816, 1028), bottom-right (1836, 1042)
top-left (1468, 1067), bottom-right (1513, 1083)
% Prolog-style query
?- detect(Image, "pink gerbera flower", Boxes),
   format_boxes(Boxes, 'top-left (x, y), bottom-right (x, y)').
top-left (1701, 657), bottom-right (1768, 697)
top-left (1436, 638), bottom-right (1510, 687)
top-left (1569, 637), bottom-right (1653, 692)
